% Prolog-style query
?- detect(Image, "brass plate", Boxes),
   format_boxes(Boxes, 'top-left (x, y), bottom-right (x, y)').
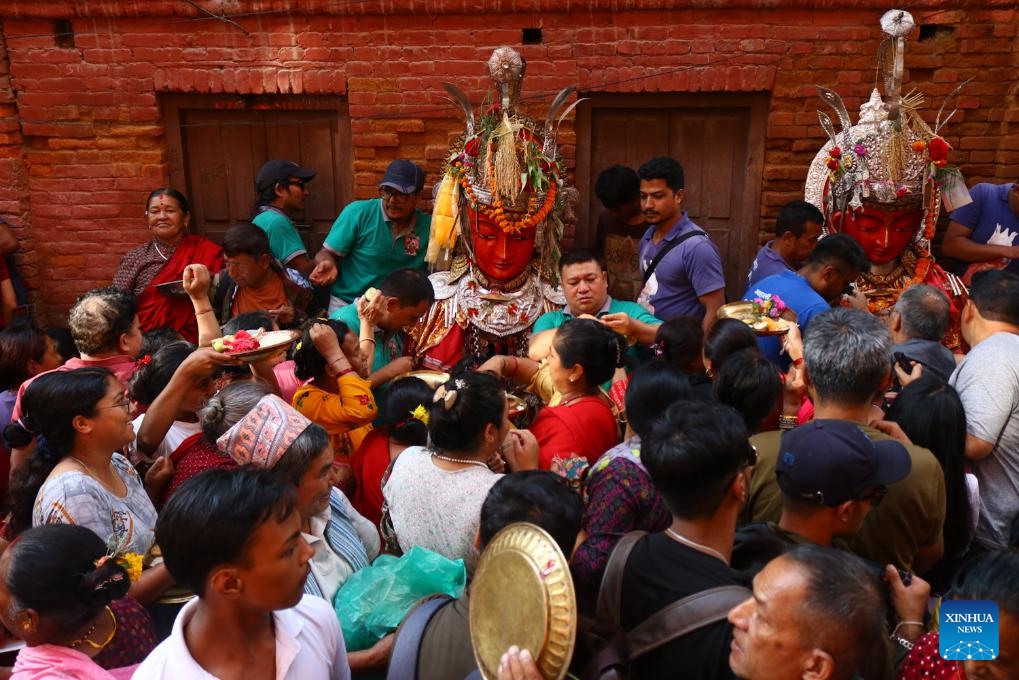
top-left (717, 301), bottom-right (791, 336)
top-left (470, 523), bottom-right (576, 680)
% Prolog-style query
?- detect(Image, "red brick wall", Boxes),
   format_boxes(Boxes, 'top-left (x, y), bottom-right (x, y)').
top-left (0, 2), bottom-right (1016, 323)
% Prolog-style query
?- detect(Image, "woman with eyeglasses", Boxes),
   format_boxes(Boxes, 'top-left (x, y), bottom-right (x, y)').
top-left (3, 369), bottom-right (174, 606)
top-left (112, 188), bottom-right (223, 343)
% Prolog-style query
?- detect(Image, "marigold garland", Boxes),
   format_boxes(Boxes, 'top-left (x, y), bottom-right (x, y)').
top-left (452, 159), bottom-right (558, 235)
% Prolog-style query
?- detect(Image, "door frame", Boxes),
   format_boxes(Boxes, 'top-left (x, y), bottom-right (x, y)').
top-left (574, 92), bottom-right (769, 296)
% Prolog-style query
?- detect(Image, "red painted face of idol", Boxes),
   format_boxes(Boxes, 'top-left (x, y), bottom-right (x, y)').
top-left (832, 207), bottom-right (920, 266)
top-left (469, 208), bottom-right (538, 285)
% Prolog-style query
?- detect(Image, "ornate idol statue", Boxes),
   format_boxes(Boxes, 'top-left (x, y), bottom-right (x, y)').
top-left (804, 9), bottom-right (970, 350)
top-left (411, 47), bottom-right (578, 370)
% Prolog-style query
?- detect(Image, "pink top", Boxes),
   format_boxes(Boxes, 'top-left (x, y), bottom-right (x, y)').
top-left (11, 355), bottom-right (138, 423)
top-left (273, 359), bottom-right (306, 405)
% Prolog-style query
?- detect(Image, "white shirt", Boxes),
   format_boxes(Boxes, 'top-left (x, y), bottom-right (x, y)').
top-left (130, 416), bottom-right (201, 460)
top-left (133, 595), bottom-right (350, 680)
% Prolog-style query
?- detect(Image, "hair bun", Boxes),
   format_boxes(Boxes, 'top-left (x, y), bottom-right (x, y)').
top-left (201, 395), bottom-right (227, 426)
top-left (77, 560), bottom-right (130, 606)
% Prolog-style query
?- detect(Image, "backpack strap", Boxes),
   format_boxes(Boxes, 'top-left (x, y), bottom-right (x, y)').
top-left (386, 594), bottom-right (455, 680)
top-left (596, 530), bottom-right (648, 625)
top-left (642, 230), bottom-right (707, 284)
top-left (627, 585), bottom-right (751, 660)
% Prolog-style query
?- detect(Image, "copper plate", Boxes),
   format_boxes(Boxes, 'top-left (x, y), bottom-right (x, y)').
top-left (717, 301), bottom-right (791, 337)
top-left (470, 523), bottom-right (576, 680)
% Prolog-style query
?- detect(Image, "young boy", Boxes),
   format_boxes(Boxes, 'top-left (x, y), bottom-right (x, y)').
top-left (213, 222), bottom-right (312, 328)
top-left (135, 467), bottom-right (350, 679)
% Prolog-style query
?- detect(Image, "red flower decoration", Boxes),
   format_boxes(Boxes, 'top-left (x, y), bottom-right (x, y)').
top-left (467, 307), bottom-right (479, 318)
top-left (829, 146), bottom-right (842, 159)
top-left (464, 137), bottom-right (482, 157)
top-left (826, 158), bottom-right (840, 171)
top-left (135, 354), bottom-right (151, 368)
top-left (928, 136), bottom-right (950, 162)
top-left (911, 140), bottom-right (927, 153)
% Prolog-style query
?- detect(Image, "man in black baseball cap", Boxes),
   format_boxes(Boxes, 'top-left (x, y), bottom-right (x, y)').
top-left (251, 160), bottom-right (318, 280)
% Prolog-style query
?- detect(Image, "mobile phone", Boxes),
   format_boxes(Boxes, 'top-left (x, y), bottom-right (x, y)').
top-left (892, 352), bottom-right (914, 374)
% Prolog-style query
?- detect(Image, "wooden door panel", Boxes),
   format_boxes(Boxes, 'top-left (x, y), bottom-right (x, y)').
top-left (168, 99), bottom-right (352, 254)
top-left (581, 96), bottom-right (766, 303)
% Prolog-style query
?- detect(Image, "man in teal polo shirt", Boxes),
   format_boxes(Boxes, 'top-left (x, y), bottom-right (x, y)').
top-left (313, 160), bottom-right (431, 314)
top-left (251, 159), bottom-right (319, 280)
top-left (529, 248), bottom-right (662, 362)
top-left (332, 267), bottom-right (434, 388)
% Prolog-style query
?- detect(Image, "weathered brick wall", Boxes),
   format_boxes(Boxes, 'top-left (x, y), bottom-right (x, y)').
top-left (0, 1), bottom-right (1015, 323)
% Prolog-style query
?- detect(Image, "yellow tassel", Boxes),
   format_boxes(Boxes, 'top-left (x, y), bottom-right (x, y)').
top-left (426, 173), bottom-right (459, 263)
top-left (494, 113), bottom-right (521, 204)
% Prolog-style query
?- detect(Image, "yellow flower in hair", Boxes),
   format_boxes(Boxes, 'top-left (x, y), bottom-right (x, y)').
top-left (410, 405), bottom-right (430, 426)
top-left (116, 553), bottom-right (144, 583)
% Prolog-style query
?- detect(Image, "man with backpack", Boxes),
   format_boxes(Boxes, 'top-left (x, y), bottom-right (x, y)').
top-left (602, 400), bottom-right (752, 679)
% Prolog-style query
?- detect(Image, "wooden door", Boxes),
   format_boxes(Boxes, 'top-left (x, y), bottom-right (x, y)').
top-left (164, 96), bottom-right (353, 252)
top-left (575, 94), bottom-right (767, 302)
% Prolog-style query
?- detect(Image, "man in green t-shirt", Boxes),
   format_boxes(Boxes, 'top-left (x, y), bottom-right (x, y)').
top-left (312, 160), bottom-right (431, 314)
top-left (529, 248), bottom-right (662, 362)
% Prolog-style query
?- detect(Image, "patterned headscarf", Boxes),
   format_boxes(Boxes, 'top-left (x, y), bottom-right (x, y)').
top-left (216, 394), bottom-right (312, 468)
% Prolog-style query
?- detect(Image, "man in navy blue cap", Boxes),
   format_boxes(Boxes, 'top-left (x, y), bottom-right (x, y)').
top-left (251, 159), bottom-right (320, 280)
top-left (734, 419), bottom-right (912, 580)
top-left (313, 159), bottom-right (431, 314)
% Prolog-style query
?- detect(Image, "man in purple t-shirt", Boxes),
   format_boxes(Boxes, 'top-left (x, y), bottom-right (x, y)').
top-left (746, 200), bottom-right (824, 288)
top-left (943, 181), bottom-right (1019, 275)
top-left (637, 157), bottom-right (725, 330)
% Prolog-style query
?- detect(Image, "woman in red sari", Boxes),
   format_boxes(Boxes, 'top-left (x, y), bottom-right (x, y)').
top-left (113, 188), bottom-right (222, 343)
top-left (481, 318), bottom-right (625, 482)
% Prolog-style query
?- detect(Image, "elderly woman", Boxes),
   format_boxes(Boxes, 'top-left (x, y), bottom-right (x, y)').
top-left (113, 188), bottom-right (222, 343)
top-left (481, 318), bottom-right (625, 479)
top-left (0, 524), bottom-right (155, 679)
top-left (216, 393), bottom-right (379, 600)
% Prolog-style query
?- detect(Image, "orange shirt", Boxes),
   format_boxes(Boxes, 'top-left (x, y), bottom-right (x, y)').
top-left (232, 271), bottom-right (288, 316)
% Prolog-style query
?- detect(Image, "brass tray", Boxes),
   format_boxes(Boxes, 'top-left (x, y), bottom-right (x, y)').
top-left (717, 301), bottom-right (791, 336)
top-left (470, 522), bottom-right (576, 680)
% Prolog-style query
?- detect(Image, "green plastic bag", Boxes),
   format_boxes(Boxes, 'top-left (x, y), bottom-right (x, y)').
top-left (333, 546), bottom-right (467, 651)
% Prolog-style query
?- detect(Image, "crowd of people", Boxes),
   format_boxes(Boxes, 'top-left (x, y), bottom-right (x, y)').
top-left (0, 31), bottom-right (1018, 680)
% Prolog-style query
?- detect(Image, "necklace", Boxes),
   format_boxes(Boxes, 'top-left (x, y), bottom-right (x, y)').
top-left (664, 528), bottom-right (728, 564)
top-left (70, 606), bottom-right (117, 650)
top-left (153, 240), bottom-right (169, 261)
top-left (430, 451), bottom-right (489, 470)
